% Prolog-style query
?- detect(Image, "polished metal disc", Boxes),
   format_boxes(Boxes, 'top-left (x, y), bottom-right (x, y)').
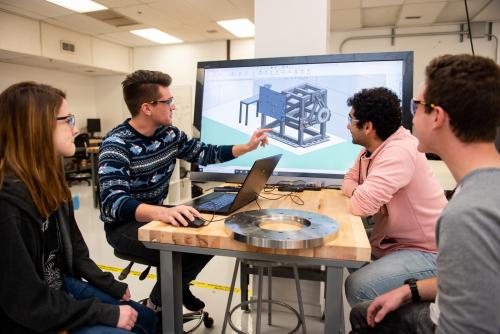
top-left (224, 209), bottom-right (338, 249)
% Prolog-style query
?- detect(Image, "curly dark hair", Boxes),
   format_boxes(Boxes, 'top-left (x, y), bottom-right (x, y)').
top-left (425, 54), bottom-right (500, 143)
top-left (347, 87), bottom-right (401, 140)
top-left (122, 70), bottom-right (172, 117)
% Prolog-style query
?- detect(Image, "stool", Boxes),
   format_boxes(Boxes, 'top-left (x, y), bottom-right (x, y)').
top-left (222, 258), bottom-right (307, 334)
top-left (113, 250), bottom-right (214, 333)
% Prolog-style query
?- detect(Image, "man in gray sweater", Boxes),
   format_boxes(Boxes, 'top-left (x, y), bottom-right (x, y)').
top-left (349, 54), bottom-right (500, 334)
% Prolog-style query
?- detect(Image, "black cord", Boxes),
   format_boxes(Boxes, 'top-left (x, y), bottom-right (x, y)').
top-left (195, 188), bottom-right (306, 225)
top-left (256, 191), bottom-right (304, 206)
top-left (464, 0), bottom-right (475, 55)
top-left (263, 185), bottom-right (277, 193)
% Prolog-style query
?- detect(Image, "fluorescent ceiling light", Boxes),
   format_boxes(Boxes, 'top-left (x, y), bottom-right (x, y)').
top-left (46, 0), bottom-right (107, 13)
top-left (130, 29), bottom-right (183, 44)
top-left (217, 19), bottom-right (255, 38)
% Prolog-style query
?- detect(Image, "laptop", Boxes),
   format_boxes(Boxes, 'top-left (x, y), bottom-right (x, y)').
top-left (186, 154), bottom-right (282, 215)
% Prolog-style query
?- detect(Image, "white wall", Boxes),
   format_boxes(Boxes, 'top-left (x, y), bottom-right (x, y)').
top-left (0, 62), bottom-right (131, 135)
top-left (133, 41), bottom-right (227, 85)
top-left (93, 75), bottom-right (129, 134)
top-left (230, 38), bottom-right (255, 60)
top-left (133, 40), bottom-right (229, 117)
top-left (330, 23), bottom-right (500, 95)
top-left (0, 62), bottom-right (97, 131)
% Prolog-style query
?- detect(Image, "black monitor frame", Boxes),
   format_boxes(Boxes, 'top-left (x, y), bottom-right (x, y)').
top-left (87, 118), bottom-right (101, 137)
top-left (191, 51), bottom-right (414, 185)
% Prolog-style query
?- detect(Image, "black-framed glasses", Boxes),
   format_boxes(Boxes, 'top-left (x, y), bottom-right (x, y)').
top-left (56, 114), bottom-right (76, 128)
top-left (147, 97), bottom-right (175, 108)
top-left (411, 98), bottom-right (436, 116)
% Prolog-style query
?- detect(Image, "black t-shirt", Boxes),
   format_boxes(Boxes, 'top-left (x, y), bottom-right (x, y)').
top-left (41, 213), bottom-right (64, 290)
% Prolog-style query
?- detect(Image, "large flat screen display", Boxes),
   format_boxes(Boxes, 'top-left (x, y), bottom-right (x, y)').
top-left (191, 51), bottom-right (413, 185)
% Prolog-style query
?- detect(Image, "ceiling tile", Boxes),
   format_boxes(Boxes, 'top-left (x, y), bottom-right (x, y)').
top-left (185, 0), bottom-right (251, 21)
top-left (97, 31), bottom-right (160, 46)
top-left (0, 0), bottom-right (75, 18)
top-left (332, 0), bottom-right (361, 10)
top-left (473, 0), bottom-right (500, 21)
top-left (97, 0), bottom-right (143, 7)
top-left (113, 4), bottom-right (185, 31)
top-left (404, 0), bottom-right (457, 3)
top-left (44, 14), bottom-right (121, 35)
top-left (397, 2), bottom-right (447, 26)
top-left (362, 5), bottom-right (401, 27)
top-left (332, 8), bottom-right (362, 31)
top-left (228, 0), bottom-right (254, 16)
top-left (0, 2), bottom-right (47, 19)
top-left (147, 0), bottom-right (212, 26)
top-left (436, 0), bottom-right (491, 23)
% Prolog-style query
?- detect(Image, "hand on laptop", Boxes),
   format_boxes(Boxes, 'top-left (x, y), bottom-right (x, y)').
top-left (156, 205), bottom-right (201, 227)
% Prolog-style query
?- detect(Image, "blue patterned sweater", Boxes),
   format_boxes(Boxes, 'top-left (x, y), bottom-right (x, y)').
top-left (98, 119), bottom-right (234, 229)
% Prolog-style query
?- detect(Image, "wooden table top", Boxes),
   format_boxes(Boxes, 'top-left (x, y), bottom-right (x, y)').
top-left (139, 188), bottom-right (371, 263)
top-left (86, 146), bottom-right (99, 154)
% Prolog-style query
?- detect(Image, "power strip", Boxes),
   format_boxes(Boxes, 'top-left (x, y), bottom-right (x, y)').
top-left (277, 185), bottom-right (304, 192)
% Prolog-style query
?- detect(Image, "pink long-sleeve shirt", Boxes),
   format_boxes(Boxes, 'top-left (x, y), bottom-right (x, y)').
top-left (342, 127), bottom-right (447, 258)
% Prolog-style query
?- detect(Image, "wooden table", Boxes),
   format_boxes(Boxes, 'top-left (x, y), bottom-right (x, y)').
top-left (89, 137), bottom-right (102, 146)
top-left (139, 189), bottom-right (371, 334)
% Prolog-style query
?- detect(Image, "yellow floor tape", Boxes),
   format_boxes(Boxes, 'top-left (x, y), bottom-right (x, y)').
top-left (98, 264), bottom-right (252, 295)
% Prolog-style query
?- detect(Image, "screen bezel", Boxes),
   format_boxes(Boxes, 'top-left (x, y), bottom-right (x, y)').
top-left (190, 51), bottom-right (414, 185)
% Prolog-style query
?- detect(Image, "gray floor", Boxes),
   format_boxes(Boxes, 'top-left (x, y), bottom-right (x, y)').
top-left (71, 184), bottom-right (353, 333)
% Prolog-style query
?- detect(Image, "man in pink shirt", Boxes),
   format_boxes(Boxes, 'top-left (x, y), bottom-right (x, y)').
top-left (342, 87), bottom-right (447, 307)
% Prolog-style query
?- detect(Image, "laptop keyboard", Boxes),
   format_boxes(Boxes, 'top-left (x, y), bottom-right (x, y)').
top-left (198, 193), bottom-right (236, 211)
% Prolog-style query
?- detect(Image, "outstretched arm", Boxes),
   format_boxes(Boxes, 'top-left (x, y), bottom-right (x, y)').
top-left (232, 128), bottom-right (272, 157)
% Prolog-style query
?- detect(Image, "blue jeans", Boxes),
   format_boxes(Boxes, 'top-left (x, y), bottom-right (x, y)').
top-left (345, 250), bottom-right (437, 307)
top-left (63, 277), bottom-right (156, 334)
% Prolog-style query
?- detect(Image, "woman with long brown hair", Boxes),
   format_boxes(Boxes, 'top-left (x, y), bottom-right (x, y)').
top-left (0, 82), bottom-right (156, 334)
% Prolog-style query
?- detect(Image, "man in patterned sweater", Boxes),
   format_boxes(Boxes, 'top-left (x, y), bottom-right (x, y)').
top-left (98, 70), bottom-right (270, 312)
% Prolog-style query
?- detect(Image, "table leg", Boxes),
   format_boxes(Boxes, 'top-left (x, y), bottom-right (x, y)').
top-left (160, 251), bottom-right (183, 334)
top-left (90, 152), bottom-right (98, 208)
top-left (324, 266), bottom-right (344, 334)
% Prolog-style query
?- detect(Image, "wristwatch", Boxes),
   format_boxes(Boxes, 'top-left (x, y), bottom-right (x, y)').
top-left (404, 278), bottom-right (420, 302)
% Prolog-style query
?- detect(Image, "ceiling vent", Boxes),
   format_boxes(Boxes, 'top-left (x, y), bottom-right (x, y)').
top-left (60, 40), bottom-right (76, 53)
top-left (85, 9), bottom-right (139, 27)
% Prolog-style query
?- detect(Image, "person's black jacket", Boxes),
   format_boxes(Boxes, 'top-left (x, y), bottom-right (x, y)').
top-left (0, 174), bottom-right (128, 333)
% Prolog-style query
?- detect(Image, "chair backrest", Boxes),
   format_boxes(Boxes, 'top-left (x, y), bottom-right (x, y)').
top-left (74, 133), bottom-right (90, 148)
top-left (73, 133), bottom-right (90, 159)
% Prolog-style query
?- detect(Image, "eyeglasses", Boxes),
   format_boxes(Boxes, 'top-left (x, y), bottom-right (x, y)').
top-left (410, 98), bottom-right (436, 116)
top-left (348, 114), bottom-right (359, 124)
top-left (56, 114), bottom-right (76, 128)
top-left (147, 97), bottom-right (175, 108)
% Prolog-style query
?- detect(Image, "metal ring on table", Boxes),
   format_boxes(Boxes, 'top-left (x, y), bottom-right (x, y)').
top-left (225, 209), bottom-right (339, 249)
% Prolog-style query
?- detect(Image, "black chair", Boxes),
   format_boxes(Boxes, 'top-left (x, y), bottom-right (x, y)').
top-left (66, 133), bottom-right (92, 186)
top-left (113, 250), bottom-right (214, 333)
